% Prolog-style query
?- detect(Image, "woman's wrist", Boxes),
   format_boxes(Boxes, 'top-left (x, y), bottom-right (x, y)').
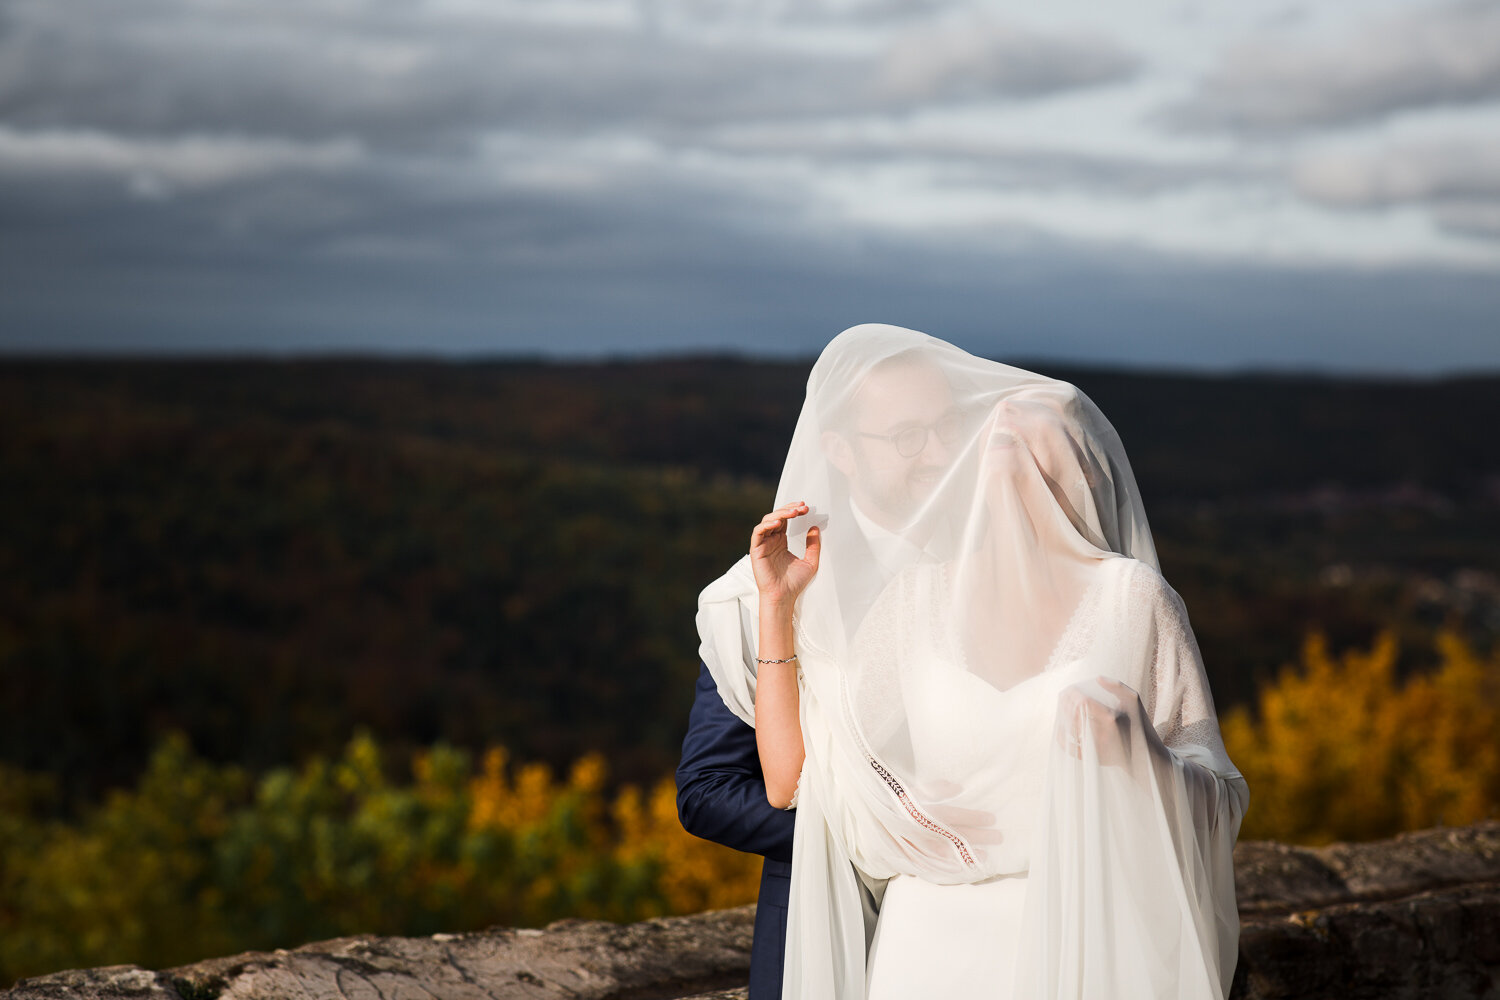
top-left (759, 596), bottom-right (796, 622)
top-left (757, 596), bottom-right (797, 668)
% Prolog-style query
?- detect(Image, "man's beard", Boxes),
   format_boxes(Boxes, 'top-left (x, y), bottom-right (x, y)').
top-left (862, 463), bottom-right (945, 525)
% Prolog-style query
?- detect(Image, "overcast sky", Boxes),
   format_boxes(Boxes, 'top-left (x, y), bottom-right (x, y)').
top-left (2, 0), bottom-right (1497, 372)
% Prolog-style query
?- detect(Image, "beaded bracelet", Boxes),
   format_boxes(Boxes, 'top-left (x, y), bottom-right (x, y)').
top-left (756, 654), bottom-right (799, 664)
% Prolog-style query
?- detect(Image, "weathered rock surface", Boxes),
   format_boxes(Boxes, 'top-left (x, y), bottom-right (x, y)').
top-left (1233, 820), bottom-right (1500, 999)
top-left (6, 820), bottom-right (1499, 1000)
top-left (3, 908), bottom-right (758, 1000)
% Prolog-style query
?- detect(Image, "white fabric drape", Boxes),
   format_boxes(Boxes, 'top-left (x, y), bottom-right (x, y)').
top-left (696, 324), bottom-right (1248, 999)
top-left (1013, 561), bottom-right (1249, 999)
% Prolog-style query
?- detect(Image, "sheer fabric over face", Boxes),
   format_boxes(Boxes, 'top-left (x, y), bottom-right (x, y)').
top-left (695, 324), bottom-right (1249, 1000)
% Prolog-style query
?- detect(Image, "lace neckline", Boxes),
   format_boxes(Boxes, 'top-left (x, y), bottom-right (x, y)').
top-left (1039, 563), bottom-right (1110, 675)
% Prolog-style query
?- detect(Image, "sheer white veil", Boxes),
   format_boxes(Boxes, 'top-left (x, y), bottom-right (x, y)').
top-left (696, 324), bottom-right (1248, 999)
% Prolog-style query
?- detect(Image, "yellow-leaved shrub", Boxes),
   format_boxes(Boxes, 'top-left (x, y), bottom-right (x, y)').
top-left (1221, 628), bottom-right (1500, 844)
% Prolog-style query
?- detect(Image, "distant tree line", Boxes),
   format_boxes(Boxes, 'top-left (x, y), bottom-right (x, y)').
top-left (1, 359), bottom-right (1495, 810)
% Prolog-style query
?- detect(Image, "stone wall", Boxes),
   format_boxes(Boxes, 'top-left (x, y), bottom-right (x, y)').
top-left (6, 820), bottom-right (1498, 1000)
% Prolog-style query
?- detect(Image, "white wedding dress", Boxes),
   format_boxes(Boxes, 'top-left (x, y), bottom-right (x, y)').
top-left (866, 870), bottom-right (1031, 998)
top-left (861, 559), bottom-right (1106, 1000)
top-left (783, 553), bottom-right (1246, 999)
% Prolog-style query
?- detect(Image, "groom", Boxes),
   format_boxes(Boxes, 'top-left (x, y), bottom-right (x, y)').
top-left (676, 348), bottom-right (961, 999)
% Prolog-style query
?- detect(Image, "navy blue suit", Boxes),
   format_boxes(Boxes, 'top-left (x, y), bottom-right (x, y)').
top-left (677, 662), bottom-right (797, 1000)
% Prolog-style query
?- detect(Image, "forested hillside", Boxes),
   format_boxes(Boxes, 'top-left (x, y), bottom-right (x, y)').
top-left (2, 357), bottom-right (1497, 809)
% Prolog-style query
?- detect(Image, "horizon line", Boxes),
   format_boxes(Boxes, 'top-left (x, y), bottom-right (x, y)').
top-left (2, 346), bottom-right (1496, 383)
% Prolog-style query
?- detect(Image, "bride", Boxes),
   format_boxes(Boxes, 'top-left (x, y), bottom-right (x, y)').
top-left (696, 324), bottom-right (1249, 999)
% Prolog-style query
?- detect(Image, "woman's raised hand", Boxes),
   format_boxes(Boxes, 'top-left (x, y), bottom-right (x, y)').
top-left (750, 501), bottom-right (822, 607)
top-left (751, 502), bottom-right (815, 807)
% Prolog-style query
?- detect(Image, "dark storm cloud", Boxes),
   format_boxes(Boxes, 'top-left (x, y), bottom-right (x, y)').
top-left (7, 176), bottom-right (1498, 377)
top-left (0, 0), bottom-right (1149, 357)
top-left (0, 131), bottom-right (809, 273)
top-left (1167, 0), bottom-right (1500, 134)
top-left (1, 0), bottom-right (1496, 371)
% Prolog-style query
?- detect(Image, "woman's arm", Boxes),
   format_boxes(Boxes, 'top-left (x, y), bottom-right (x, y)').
top-left (749, 500), bottom-right (821, 809)
top-left (756, 595), bottom-right (803, 809)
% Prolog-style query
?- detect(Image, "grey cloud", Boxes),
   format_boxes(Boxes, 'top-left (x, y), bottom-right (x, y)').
top-left (1293, 138), bottom-right (1500, 206)
top-left (4, 0), bottom-right (1493, 371)
top-left (0, 127), bottom-right (819, 275)
top-left (1292, 136), bottom-right (1500, 242)
top-left (792, 0), bottom-right (954, 23)
top-left (643, 0), bottom-right (955, 28)
top-left (0, 0), bottom-right (1138, 147)
top-left (7, 171), bottom-right (1499, 377)
top-left (1431, 202), bottom-right (1500, 240)
top-left (1166, 0), bottom-right (1500, 134)
top-left (0, 0), bottom-right (1144, 286)
top-left (876, 16), bottom-right (1138, 103)
top-left (0, 127), bottom-right (365, 196)
top-left (702, 127), bottom-right (1258, 195)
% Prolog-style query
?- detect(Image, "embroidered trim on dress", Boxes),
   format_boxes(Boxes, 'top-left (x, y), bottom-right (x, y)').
top-left (793, 602), bottom-right (979, 868)
top-left (862, 747), bottom-right (976, 867)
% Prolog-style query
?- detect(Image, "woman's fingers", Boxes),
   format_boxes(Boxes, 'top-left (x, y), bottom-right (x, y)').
top-left (750, 502), bottom-right (818, 606)
top-left (751, 501), bottom-right (810, 543)
top-left (752, 508), bottom-right (792, 540)
top-left (803, 524), bottom-right (821, 572)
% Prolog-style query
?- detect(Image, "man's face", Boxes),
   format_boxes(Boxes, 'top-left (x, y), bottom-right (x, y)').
top-left (841, 361), bottom-right (959, 529)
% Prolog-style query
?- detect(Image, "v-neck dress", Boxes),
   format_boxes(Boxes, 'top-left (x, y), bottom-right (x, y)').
top-left (862, 560), bottom-right (1113, 1000)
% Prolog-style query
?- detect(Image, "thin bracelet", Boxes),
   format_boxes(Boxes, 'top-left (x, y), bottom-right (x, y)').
top-left (756, 654), bottom-right (799, 664)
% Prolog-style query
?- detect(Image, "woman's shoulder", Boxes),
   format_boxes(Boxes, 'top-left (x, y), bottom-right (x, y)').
top-left (1103, 556), bottom-right (1188, 621)
top-left (1105, 554), bottom-right (1168, 590)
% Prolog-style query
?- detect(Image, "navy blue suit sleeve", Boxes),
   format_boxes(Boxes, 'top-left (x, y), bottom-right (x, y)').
top-left (676, 662), bottom-right (797, 864)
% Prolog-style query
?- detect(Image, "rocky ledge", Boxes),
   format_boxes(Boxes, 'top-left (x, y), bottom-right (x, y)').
top-left (6, 820), bottom-right (1499, 1000)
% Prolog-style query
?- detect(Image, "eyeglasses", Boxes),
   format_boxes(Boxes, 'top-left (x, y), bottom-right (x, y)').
top-left (858, 411), bottom-right (965, 458)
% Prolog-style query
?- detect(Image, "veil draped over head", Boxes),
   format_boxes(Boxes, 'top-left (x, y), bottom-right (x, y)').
top-left (696, 325), bottom-right (1249, 1000)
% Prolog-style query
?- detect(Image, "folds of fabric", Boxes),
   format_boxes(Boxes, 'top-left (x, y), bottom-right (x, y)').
top-left (782, 718), bottom-right (870, 1000)
top-left (692, 324), bottom-right (1248, 999)
top-left (779, 558), bottom-right (1248, 1000)
top-left (1010, 557), bottom-right (1248, 1000)
top-left (696, 553), bottom-right (760, 727)
top-left (1016, 677), bottom-right (1248, 999)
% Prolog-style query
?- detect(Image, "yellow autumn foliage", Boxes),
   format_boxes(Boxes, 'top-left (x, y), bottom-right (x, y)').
top-left (1221, 627), bottom-right (1500, 844)
top-left (467, 745), bottom-right (761, 918)
top-left (610, 779), bottom-right (764, 915)
top-left (4, 627), bottom-right (1496, 985)
top-left (0, 733), bottom-right (759, 984)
